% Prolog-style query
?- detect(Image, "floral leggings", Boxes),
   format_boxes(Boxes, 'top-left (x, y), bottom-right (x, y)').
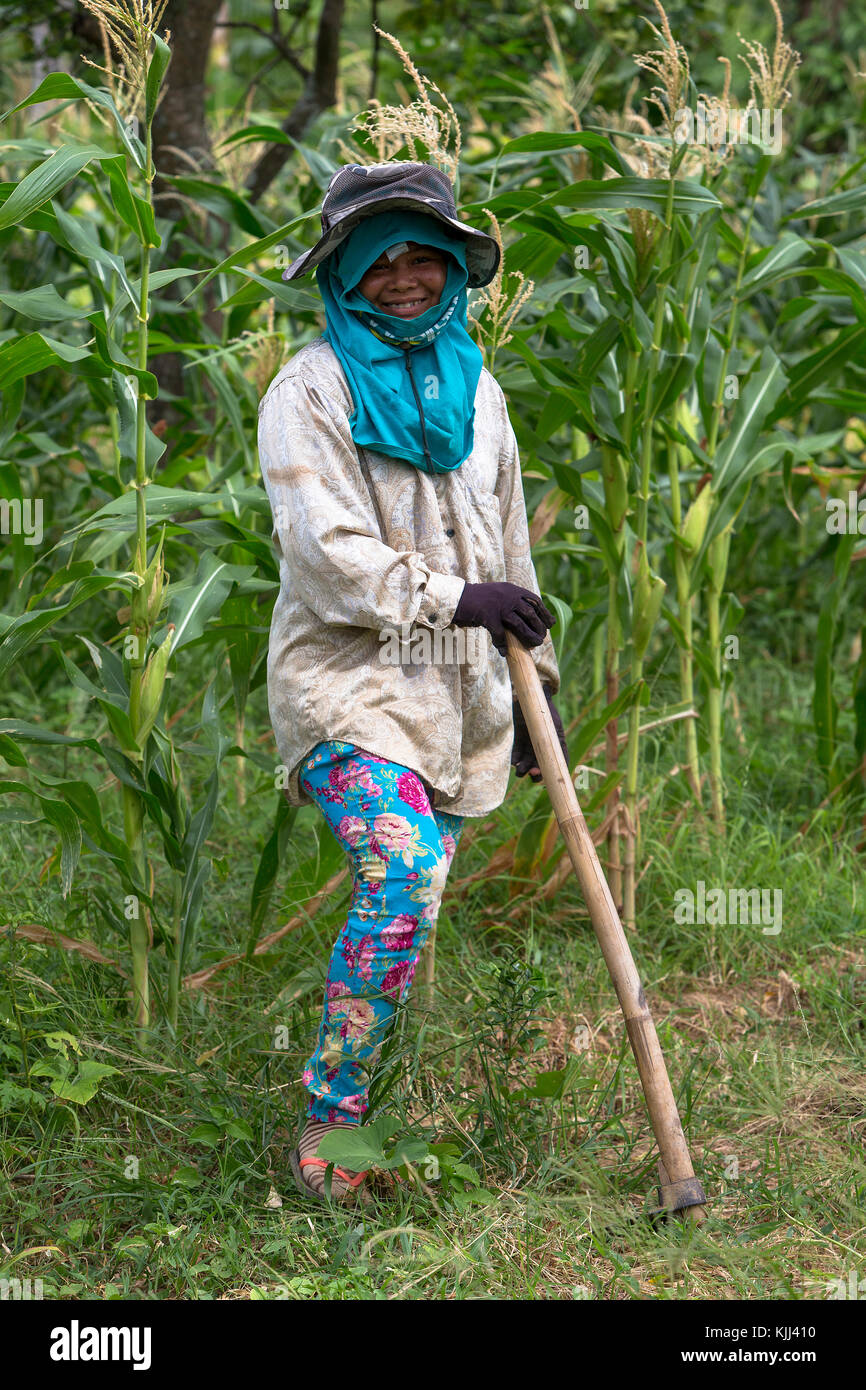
top-left (298, 740), bottom-right (464, 1126)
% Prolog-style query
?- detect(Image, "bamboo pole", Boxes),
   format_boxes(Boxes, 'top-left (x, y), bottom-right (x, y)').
top-left (506, 632), bottom-right (707, 1220)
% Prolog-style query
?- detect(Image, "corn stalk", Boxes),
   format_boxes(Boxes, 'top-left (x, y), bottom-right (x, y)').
top-left (601, 443), bottom-right (629, 906)
top-left (118, 35), bottom-right (173, 1039)
top-left (620, 160), bottom-right (678, 926)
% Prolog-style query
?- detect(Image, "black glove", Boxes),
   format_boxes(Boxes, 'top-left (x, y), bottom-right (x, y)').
top-left (512, 684), bottom-right (568, 781)
top-left (453, 581), bottom-right (555, 656)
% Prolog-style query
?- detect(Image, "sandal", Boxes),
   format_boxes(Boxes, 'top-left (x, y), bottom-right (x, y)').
top-left (289, 1119), bottom-right (370, 1205)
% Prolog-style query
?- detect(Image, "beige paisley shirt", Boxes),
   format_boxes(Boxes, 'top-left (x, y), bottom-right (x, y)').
top-left (256, 336), bottom-right (560, 817)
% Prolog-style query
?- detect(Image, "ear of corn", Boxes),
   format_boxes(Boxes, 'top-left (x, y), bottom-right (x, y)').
top-left (632, 550), bottom-right (667, 662)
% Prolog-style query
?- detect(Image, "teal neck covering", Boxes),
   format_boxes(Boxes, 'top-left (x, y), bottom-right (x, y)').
top-left (316, 210), bottom-right (484, 474)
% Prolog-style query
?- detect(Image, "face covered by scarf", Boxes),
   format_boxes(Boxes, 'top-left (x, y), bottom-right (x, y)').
top-left (316, 210), bottom-right (485, 474)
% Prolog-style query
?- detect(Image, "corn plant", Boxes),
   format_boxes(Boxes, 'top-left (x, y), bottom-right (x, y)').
top-left (458, 0), bottom-right (865, 925)
top-left (2, 3), bottom-right (864, 1025)
top-left (0, 9), bottom-right (176, 1037)
top-left (0, 7), bottom-right (286, 1039)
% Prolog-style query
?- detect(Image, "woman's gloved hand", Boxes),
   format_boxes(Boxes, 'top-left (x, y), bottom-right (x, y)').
top-left (512, 683), bottom-right (568, 781)
top-left (452, 581), bottom-right (555, 656)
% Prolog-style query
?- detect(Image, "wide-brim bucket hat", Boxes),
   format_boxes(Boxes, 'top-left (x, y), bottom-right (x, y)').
top-left (281, 161), bottom-right (501, 289)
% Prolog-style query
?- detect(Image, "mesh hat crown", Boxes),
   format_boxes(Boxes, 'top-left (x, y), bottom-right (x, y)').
top-left (281, 162), bottom-right (500, 289)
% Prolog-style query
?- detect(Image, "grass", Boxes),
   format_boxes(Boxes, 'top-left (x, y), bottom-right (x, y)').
top-left (1, 652), bottom-right (865, 1300)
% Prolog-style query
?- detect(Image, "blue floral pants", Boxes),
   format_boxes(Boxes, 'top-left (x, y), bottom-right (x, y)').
top-left (298, 740), bottom-right (464, 1125)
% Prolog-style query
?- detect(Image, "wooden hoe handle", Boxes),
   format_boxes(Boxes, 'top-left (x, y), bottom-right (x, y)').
top-left (506, 632), bottom-right (707, 1221)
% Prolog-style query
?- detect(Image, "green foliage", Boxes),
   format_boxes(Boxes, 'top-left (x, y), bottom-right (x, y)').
top-left (0, 0), bottom-right (865, 1302)
top-left (0, 0), bottom-right (862, 1011)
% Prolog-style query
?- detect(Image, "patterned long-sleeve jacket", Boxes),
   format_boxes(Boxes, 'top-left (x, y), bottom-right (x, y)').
top-left (256, 336), bottom-right (560, 817)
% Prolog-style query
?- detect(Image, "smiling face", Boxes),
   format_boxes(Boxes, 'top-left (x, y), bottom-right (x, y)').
top-left (357, 241), bottom-right (449, 318)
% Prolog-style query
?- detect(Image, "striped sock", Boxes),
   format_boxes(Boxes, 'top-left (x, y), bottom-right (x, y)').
top-left (296, 1118), bottom-right (366, 1198)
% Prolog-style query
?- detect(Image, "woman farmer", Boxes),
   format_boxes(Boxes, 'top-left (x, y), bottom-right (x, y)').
top-left (257, 161), bottom-right (568, 1202)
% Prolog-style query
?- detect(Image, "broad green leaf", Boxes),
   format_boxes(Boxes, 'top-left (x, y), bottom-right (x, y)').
top-left (218, 266), bottom-right (322, 313)
top-left (51, 202), bottom-right (138, 307)
top-left (578, 500), bottom-right (624, 577)
top-left (247, 813), bottom-right (344, 957)
top-left (0, 73), bottom-right (145, 169)
top-left (500, 130), bottom-right (629, 175)
top-left (513, 1065), bottom-right (579, 1100)
top-left (314, 1115), bottom-right (403, 1170)
top-left (26, 770), bottom-right (133, 870)
top-left (314, 1128), bottom-right (386, 1169)
top-left (216, 123), bottom-right (293, 149)
top-left (389, 1139), bottom-right (430, 1168)
top-left (58, 483), bottom-right (269, 544)
top-left (578, 316), bottom-right (624, 388)
top-left (0, 144), bottom-right (117, 230)
top-left (0, 284), bottom-right (87, 321)
top-left (0, 375), bottom-right (25, 450)
top-left (0, 721), bottom-right (103, 752)
top-left (0, 798), bottom-right (62, 825)
top-left (536, 389), bottom-right (580, 442)
top-left (111, 369), bottom-right (166, 473)
top-left (222, 1118), bottom-right (254, 1142)
top-left (772, 324), bottom-right (866, 420)
top-left (0, 778), bottom-right (82, 895)
top-left (49, 1060), bottom-right (120, 1105)
top-left (34, 795), bottom-right (81, 898)
top-left (790, 185), bottom-right (866, 219)
top-left (735, 233), bottom-right (811, 298)
top-left (692, 638), bottom-right (721, 690)
top-left (48, 644), bottom-right (137, 752)
top-left (0, 332), bottom-right (100, 391)
top-left (0, 574), bottom-right (132, 681)
top-left (177, 212), bottom-right (316, 305)
top-left (539, 176), bottom-right (722, 218)
top-left (44, 1031), bottom-right (81, 1055)
top-left (129, 267), bottom-right (198, 297)
top-left (0, 734), bottom-right (27, 767)
top-left (167, 555), bottom-right (255, 653)
top-left (711, 348), bottom-right (787, 492)
top-left (103, 155), bottom-right (159, 246)
top-left (189, 1123), bottom-right (221, 1147)
top-left (105, 153), bottom-right (144, 242)
top-left (545, 593), bottom-right (573, 666)
top-left (171, 1167), bottom-right (202, 1188)
top-left (570, 680), bottom-right (649, 766)
top-left (798, 266), bottom-right (866, 323)
top-left (836, 247), bottom-right (866, 291)
top-left (88, 316), bottom-right (158, 395)
top-left (197, 356), bottom-right (252, 466)
top-left (247, 797), bottom-right (297, 950)
top-left (224, 586), bottom-right (268, 717)
top-left (450, 1188), bottom-right (497, 1209)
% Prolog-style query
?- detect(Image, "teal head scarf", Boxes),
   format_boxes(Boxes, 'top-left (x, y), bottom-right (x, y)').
top-left (316, 210), bottom-right (484, 474)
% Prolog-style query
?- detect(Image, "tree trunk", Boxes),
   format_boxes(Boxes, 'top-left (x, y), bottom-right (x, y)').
top-left (245, 0), bottom-right (346, 204)
top-left (152, 0), bottom-right (225, 186)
